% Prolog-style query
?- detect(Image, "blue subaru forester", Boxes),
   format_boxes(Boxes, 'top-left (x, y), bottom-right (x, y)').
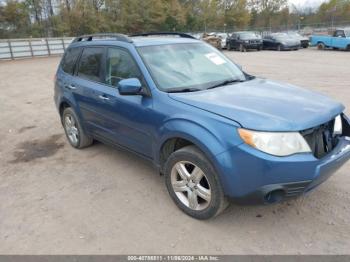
top-left (54, 33), bottom-right (350, 219)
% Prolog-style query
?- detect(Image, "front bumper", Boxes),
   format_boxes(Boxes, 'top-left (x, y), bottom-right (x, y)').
top-left (282, 44), bottom-right (300, 50)
top-left (215, 117), bottom-right (350, 204)
top-left (243, 43), bottom-right (263, 50)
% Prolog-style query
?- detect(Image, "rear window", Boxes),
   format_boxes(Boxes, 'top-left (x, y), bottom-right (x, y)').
top-left (61, 47), bottom-right (81, 75)
top-left (77, 47), bottom-right (104, 82)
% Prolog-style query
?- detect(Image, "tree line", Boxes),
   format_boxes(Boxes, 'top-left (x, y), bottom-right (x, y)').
top-left (0, 0), bottom-right (350, 38)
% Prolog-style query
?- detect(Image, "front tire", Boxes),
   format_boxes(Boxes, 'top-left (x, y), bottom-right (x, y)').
top-left (164, 145), bottom-right (228, 220)
top-left (62, 107), bottom-right (93, 149)
top-left (239, 44), bottom-right (246, 52)
top-left (317, 42), bottom-right (325, 50)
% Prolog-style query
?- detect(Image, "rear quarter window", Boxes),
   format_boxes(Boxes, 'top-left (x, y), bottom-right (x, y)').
top-left (61, 47), bottom-right (81, 75)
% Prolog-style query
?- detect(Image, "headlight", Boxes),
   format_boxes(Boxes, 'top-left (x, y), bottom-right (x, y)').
top-left (238, 128), bottom-right (311, 156)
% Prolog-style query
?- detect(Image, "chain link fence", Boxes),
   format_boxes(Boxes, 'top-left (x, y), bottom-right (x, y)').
top-left (1, 21), bottom-right (350, 60)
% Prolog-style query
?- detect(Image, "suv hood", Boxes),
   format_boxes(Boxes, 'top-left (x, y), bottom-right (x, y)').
top-left (169, 78), bottom-right (344, 131)
top-left (282, 39), bottom-right (300, 45)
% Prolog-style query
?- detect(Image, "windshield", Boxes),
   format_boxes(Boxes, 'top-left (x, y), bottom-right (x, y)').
top-left (137, 43), bottom-right (246, 92)
top-left (273, 34), bottom-right (291, 41)
top-left (240, 33), bottom-right (260, 39)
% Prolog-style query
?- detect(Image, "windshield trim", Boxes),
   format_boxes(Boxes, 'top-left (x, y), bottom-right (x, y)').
top-left (136, 42), bottom-right (247, 93)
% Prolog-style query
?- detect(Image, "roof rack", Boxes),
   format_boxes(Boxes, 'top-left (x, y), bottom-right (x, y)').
top-left (130, 32), bottom-right (196, 39)
top-left (72, 33), bottom-right (133, 43)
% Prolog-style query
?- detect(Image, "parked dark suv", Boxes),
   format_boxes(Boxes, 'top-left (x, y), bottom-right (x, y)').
top-left (226, 31), bottom-right (263, 52)
top-left (55, 33), bottom-right (350, 220)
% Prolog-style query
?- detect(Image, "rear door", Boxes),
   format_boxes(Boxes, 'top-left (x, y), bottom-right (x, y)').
top-left (73, 46), bottom-right (110, 136)
top-left (56, 47), bottom-right (82, 107)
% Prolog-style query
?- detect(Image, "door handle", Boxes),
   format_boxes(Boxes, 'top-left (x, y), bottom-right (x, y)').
top-left (65, 84), bottom-right (77, 90)
top-left (98, 95), bottom-right (110, 101)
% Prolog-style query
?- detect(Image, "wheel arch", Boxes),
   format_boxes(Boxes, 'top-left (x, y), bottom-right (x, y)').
top-left (317, 41), bottom-right (325, 49)
top-left (59, 100), bottom-right (72, 116)
top-left (57, 97), bottom-right (88, 133)
top-left (156, 119), bottom-right (229, 174)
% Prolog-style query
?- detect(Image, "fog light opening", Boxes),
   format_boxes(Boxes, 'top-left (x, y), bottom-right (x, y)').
top-left (264, 190), bottom-right (285, 204)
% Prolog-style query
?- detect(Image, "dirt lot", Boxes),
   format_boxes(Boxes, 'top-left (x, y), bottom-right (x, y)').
top-left (0, 48), bottom-right (350, 254)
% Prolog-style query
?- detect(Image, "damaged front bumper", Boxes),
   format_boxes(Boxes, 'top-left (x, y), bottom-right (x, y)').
top-left (215, 114), bottom-right (350, 204)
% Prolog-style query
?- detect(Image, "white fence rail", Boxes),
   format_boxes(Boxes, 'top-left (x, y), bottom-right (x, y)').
top-left (0, 37), bottom-right (74, 60)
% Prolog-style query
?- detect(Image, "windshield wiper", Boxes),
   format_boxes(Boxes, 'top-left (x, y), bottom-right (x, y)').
top-left (167, 88), bottom-right (202, 93)
top-left (206, 79), bottom-right (245, 90)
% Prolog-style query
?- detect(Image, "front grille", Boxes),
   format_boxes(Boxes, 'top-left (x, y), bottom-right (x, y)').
top-left (249, 40), bottom-right (261, 44)
top-left (300, 118), bottom-right (340, 159)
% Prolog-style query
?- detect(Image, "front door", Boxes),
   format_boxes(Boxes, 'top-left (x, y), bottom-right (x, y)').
top-left (76, 46), bottom-right (154, 157)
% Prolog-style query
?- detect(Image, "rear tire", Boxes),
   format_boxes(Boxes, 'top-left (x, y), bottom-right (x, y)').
top-left (227, 43), bottom-right (232, 51)
top-left (62, 107), bottom-right (93, 149)
top-left (164, 145), bottom-right (229, 220)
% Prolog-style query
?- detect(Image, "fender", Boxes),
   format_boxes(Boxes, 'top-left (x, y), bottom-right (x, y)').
top-left (155, 116), bottom-right (241, 167)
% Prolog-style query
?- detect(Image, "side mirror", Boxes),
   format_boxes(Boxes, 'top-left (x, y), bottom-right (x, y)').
top-left (118, 78), bottom-right (143, 96)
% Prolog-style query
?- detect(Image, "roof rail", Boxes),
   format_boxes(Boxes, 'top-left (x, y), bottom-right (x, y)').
top-left (73, 33), bottom-right (133, 43)
top-left (130, 32), bottom-right (196, 39)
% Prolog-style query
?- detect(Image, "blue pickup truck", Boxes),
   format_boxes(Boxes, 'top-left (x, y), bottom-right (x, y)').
top-left (310, 29), bottom-right (350, 50)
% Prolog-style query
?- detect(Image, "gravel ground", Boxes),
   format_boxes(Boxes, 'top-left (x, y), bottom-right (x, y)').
top-left (0, 48), bottom-right (349, 254)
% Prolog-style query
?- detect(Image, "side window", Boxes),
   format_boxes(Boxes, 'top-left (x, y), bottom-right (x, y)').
top-left (105, 48), bottom-right (142, 87)
top-left (77, 47), bottom-right (104, 82)
top-left (61, 47), bottom-right (81, 75)
top-left (335, 30), bottom-right (345, 38)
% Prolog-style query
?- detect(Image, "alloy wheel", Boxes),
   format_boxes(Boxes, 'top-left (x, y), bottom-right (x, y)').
top-left (64, 114), bottom-right (79, 145)
top-left (170, 161), bottom-right (211, 211)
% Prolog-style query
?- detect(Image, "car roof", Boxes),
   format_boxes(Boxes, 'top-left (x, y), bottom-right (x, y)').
top-left (69, 36), bottom-right (200, 49)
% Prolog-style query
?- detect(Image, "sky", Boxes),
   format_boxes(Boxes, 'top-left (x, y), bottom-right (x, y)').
top-left (289, 0), bottom-right (327, 8)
